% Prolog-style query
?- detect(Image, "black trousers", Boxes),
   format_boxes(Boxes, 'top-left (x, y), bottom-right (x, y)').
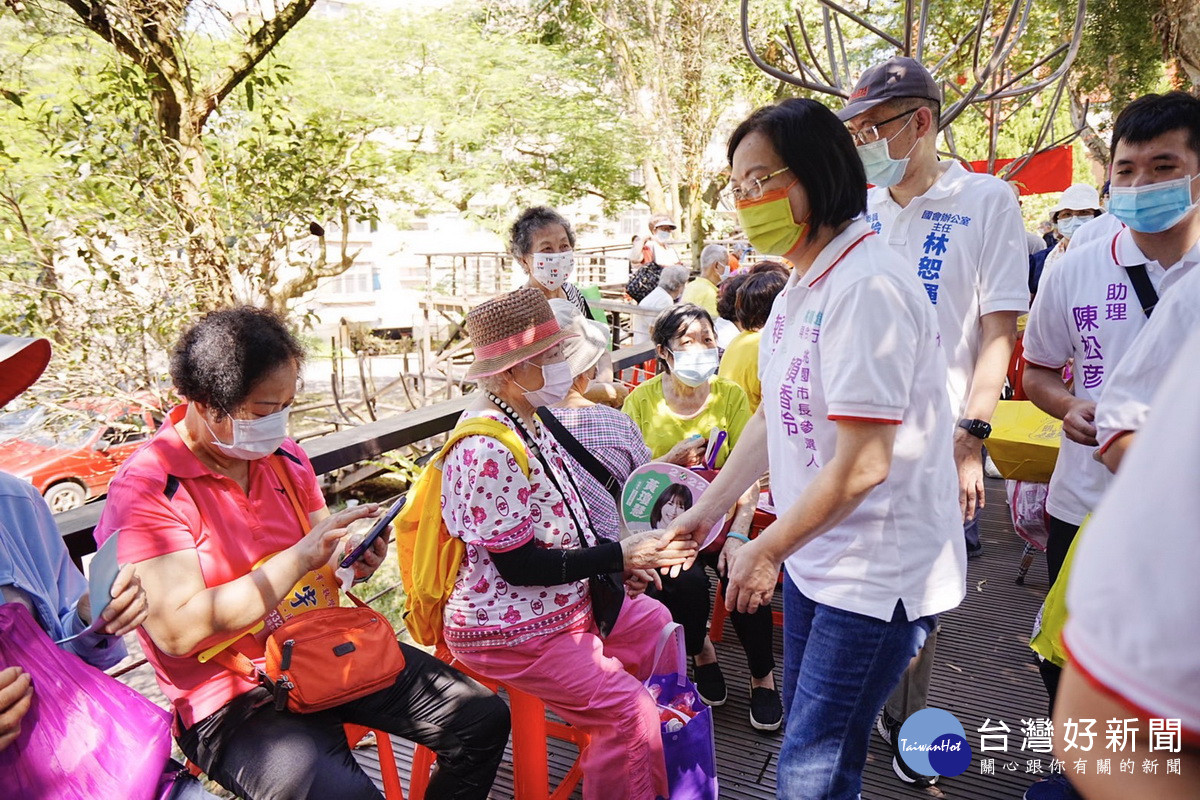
top-left (648, 551), bottom-right (776, 680)
top-left (177, 642), bottom-right (510, 800)
top-left (1046, 514), bottom-right (1081, 587)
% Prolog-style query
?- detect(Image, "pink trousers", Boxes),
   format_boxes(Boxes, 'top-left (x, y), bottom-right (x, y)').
top-left (451, 593), bottom-right (672, 800)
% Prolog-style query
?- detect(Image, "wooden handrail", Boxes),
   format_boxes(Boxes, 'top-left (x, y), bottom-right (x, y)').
top-left (56, 343), bottom-right (656, 565)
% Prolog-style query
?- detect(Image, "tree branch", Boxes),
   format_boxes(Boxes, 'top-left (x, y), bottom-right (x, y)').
top-left (195, 0), bottom-right (319, 127)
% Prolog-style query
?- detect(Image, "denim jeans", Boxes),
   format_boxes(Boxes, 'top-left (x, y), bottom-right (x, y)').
top-left (964, 514), bottom-right (981, 552)
top-left (779, 575), bottom-right (936, 800)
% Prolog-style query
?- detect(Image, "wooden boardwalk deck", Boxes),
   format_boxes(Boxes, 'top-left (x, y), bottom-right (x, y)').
top-left (351, 477), bottom-right (1054, 800)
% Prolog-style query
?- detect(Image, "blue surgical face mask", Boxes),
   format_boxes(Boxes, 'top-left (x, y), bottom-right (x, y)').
top-left (855, 113), bottom-right (919, 188)
top-left (669, 347), bottom-right (719, 387)
top-left (1107, 174), bottom-right (1200, 234)
top-left (1056, 215), bottom-right (1090, 239)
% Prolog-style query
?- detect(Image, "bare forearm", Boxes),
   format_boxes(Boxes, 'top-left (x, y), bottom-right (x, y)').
top-left (1099, 433), bottom-right (1134, 474)
top-left (963, 312), bottom-right (1017, 421)
top-left (755, 452), bottom-right (885, 563)
top-left (1023, 364), bottom-right (1078, 421)
top-left (727, 484), bottom-right (760, 535)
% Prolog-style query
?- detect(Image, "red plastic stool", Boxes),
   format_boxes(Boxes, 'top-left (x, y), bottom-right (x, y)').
top-left (344, 724), bottom-right (439, 800)
top-left (435, 646), bottom-right (589, 800)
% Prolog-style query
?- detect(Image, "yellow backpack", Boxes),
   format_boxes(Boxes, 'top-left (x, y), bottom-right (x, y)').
top-left (393, 417), bottom-right (529, 646)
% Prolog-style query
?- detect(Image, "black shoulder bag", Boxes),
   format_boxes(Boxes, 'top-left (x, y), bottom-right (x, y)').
top-left (536, 407), bottom-right (624, 509)
top-left (1124, 264), bottom-right (1159, 319)
top-left (485, 395), bottom-right (625, 637)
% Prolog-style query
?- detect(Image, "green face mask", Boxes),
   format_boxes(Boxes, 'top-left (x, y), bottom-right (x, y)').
top-left (735, 180), bottom-right (809, 256)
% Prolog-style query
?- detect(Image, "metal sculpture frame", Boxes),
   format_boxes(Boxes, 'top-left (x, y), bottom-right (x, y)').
top-left (740, 0), bottom-right (1090, 183)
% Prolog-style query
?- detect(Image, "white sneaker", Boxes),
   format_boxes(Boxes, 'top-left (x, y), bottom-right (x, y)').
top-left (984, 454), bottom-right (1002, 479)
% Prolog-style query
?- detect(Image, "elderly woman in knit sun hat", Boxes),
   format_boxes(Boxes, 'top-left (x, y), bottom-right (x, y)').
top-left (443, 286), bottom-right (696, 800)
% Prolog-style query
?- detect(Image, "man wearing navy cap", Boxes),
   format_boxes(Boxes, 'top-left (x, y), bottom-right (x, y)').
top-left (841, 56), bottom-right (1030, 788)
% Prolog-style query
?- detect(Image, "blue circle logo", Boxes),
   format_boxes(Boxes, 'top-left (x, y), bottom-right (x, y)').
top-left (895, 708), bottom-right (972, 777)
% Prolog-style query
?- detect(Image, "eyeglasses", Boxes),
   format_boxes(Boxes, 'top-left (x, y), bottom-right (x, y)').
top-left (728, 166), bottom-right (791, 203)
top-left (847, 109), bottom-right (917, 146)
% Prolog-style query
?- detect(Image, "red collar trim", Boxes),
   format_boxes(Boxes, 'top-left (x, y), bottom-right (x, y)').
top-left (1110, 229), bottom-right (1144, 268)
top-left (807, 231), bottom-right (875, 287)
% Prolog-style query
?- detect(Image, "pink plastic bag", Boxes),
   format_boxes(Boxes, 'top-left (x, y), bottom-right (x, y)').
top-left (1006, 479), bottom-right (1049, 551)
top-left (0, 603), bottom-right (172, 800)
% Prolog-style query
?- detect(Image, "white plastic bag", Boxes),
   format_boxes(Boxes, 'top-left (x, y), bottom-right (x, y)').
top-left (1006, 479), bottom-right (1049, 551)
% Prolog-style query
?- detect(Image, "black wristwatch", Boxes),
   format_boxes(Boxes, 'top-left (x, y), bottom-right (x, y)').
top-left (957, 418), bottom-right (992, 440)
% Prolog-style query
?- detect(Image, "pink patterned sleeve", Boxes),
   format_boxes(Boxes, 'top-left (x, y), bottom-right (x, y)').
top-left (440, 434), bottom-right (533, 552)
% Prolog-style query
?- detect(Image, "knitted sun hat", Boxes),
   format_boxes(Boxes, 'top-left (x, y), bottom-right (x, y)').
top-left (465, 287), bottom-right (577, 379)
top-left (0, 336), bottom-right (51, 407)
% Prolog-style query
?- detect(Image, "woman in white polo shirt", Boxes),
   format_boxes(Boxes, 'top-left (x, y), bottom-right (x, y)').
top-left (666, 98), bottom-right (966, 799)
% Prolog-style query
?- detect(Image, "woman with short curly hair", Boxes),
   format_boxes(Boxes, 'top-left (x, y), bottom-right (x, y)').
top-left (96, 306), bottom-right (511, 800)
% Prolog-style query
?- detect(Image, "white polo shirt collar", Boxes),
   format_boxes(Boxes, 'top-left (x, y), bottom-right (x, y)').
top-left (801, 219), bottom-right (875, 289)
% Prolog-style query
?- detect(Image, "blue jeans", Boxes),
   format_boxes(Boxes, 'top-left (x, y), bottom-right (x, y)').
top-left (964, 514), bottom-right (981, 552)
top-left (779, 576), bottom-right (935, 800)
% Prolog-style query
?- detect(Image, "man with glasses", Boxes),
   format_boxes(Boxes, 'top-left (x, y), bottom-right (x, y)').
top-left (839, 56), bottom-right (1029, 788)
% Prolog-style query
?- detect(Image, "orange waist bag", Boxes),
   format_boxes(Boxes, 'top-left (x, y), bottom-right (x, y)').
top-left (215, 592), bottom-right (405, 714)
top-left (206, 455), bottom-right (405, 713)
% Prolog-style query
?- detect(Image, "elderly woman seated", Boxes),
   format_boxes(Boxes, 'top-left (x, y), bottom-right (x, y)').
top-left (95, 307), bottom-right (511, 800)
top-left (624, 302), bottom-right (781, 731)
top-left (443, 287), bottom-right (696, 800)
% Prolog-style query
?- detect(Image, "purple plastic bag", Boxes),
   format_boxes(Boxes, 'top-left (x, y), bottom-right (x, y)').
top-left (0, 603), bottom-right (172, 800)
top-left (647, 623), bottom-right (718, 800)
top-left (649, 673), bottom-right (718, 800)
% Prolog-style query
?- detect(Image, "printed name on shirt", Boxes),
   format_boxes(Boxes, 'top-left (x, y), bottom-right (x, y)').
top-left (1068, 281), bottom-right (1134, 391)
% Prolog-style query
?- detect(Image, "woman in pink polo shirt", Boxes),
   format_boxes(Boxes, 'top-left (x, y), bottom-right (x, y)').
top-left (95, 307), bottom-right (509, 800)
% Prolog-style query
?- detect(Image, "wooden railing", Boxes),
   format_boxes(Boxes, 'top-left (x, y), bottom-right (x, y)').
top-left (56, 343), bottom-right (657, 565)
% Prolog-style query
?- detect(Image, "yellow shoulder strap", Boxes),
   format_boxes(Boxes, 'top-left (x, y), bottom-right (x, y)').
top-left (438, 417), bottom-right (530, 477)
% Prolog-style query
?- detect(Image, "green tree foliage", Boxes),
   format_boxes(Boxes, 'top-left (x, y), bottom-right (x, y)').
top-left (273, 6), bottom-right (644, 231)
top-left (493, 0), bottom-right (779, 254)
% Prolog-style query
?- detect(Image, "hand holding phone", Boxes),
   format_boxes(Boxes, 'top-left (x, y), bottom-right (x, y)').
top-left (339, 494), bottom-right (407, 569)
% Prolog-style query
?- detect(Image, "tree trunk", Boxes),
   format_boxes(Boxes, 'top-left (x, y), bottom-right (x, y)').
top-left (175, 111), bottom-right (237, 306)
top-left (1069, 88), bottom-right (1110, 171)
top-left (1156, 0), bottom-right (1200, 91)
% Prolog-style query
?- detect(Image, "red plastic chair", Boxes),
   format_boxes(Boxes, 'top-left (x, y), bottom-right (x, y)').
top-left (434, 646), bottom-right (589, 800)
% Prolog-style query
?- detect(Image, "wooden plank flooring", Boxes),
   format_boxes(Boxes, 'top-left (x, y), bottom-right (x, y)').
top-left (355, 478), bottom-right (1055, 800)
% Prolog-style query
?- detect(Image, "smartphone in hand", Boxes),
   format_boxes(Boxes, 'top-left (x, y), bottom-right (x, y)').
top-left (338, 495), bottom-right (406, 569)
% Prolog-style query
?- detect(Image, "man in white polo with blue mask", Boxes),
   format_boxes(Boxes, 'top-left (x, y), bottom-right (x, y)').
top-left (840, 56), bottom-right (1029, 788)
top-left (1019, 89), bottom-right (1200, 800)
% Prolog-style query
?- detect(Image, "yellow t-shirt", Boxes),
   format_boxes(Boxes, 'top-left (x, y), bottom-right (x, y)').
top-left (681, 278), bottom-right (719, 317)
top-left (623, 374), bottom-right (750, 468)
top-left (718, 329), bottom-right (762, 412)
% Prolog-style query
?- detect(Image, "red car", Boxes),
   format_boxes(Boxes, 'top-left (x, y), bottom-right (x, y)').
top-left (0, 401), bottom-right (162, 513)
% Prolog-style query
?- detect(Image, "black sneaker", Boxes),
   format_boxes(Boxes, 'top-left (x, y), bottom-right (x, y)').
top-left (749, 687), bottom-right (782, 731)
top-left (892, 755), bottom-right (940, 787)
top-left (874, 709), bottom-right (900, 746)
top-left (693, 662), bottom-right (727, 706)
top-left (966, 543), bottom-right (985, 559)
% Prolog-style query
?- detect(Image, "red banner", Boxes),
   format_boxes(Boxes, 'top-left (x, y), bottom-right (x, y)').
top-left (968, 144), bottom-right (1073, 196)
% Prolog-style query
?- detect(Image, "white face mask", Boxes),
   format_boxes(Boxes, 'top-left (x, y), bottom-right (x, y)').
top-left (855, 113), bottom-right (919, 188)
top-left (515, 360), bottom-right (574, 408)
top-left (655, 229), bottom-right (672, 243)
top-left (204, 406), bottom-right (290, 461)
top-left (669, 347), bottom-right (720, 387)
top-left (530, 251), bottom-right (575, 292)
